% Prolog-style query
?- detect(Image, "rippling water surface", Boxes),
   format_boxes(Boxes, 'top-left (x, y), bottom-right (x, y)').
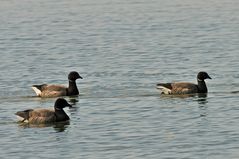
top-left (1, 0), bottom-right (239, 158)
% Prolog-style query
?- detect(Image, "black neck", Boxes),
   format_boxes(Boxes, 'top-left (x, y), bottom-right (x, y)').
top-left (67, 80), bottom-right (79, 96)
top-left (55, 108), bottom-right (70, 121)
top-left (197, 80), bottom-right (208, 93)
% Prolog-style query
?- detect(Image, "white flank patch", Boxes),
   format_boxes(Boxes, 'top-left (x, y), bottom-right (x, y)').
top-left (157, 86), bottom-right (172, 94)
top-left (32, 87), bottom-right (42, 96)
top-left (16, 116), bottom-right (29, 123)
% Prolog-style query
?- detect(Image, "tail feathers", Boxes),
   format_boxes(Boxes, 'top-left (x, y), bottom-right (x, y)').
top-left (32, 84), bottom-right (46, 96)
top-left (156, 83), bottom-right (172, 94)
top-left (15, 109), bottom-right (33, 122)
top-left (32, 84), bottom-right (46, 91)
top-left (157, 83), bottom-right (172, 89)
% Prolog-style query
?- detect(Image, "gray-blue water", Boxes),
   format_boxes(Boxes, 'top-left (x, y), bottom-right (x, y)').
top-left (1, 0), bottom-right (239, 158)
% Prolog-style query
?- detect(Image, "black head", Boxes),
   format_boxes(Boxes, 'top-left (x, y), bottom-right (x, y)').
top-left (54, 98), bottom-right (72, 109)
top-left (197, 72), bottom-right (212, 81)
top-left (68, 71), bottom-right (83, 81)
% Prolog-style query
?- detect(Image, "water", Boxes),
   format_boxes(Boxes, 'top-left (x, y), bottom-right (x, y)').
top-left (0, 0), bottom-right (239, 158)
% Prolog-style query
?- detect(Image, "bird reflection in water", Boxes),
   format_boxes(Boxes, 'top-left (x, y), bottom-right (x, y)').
top-left (197, 93), bottom-right (208, 105)
top-left (159, 93), bottom-right (208, 105)
top-left (17, 121), bottom-right (70, 132)
top-left (67, 96), bottom-right (80, 113)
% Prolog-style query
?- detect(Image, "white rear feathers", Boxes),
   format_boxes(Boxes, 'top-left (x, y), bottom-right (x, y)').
top-left (156, 86), bottom-right (172, 94)
top-left (16, 115), bottom-right (29, 123)
top-left (31, 86), bottom-right (42, 96)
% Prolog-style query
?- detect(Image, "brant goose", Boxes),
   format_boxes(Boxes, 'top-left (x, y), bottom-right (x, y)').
top-left (156, 72), bottom-right (211, 94)
top-left (15, 98), bottom-right (72, 124)
top-left (32, 71), bottom-right (82, 98)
